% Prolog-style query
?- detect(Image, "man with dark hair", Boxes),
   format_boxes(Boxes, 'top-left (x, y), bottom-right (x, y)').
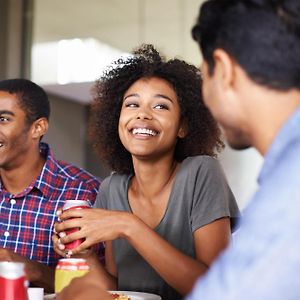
top-left (0, 78), bottom-right (100, 292)
top-left (187, 0), bottom-right (300, 299)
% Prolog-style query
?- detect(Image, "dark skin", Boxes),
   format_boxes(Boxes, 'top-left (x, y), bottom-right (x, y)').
top-left (0, 91), bottom-right (54, 292)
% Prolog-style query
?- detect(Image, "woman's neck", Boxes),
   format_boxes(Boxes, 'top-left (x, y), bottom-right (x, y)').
top-left (130, 156), bottom-right (179, 200)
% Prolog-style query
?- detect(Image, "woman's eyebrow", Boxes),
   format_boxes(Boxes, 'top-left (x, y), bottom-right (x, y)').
top-left (155, 94), bottom-right (174, 103)
top-left (123, 93), bottom-right (139, 101)
top-left (0, 110), bottom-right (15, 116)
top-left (123, 93), bottom-right (174, 103)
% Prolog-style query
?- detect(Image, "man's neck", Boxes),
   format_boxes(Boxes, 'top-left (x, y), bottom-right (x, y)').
top-left (247, 89), bottom-right (300, 156)
top-left (0, 152), bottom-right (46, 195)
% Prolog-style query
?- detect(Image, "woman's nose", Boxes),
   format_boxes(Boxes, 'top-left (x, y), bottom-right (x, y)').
top-left (136, 107), bottom-right (153, 120)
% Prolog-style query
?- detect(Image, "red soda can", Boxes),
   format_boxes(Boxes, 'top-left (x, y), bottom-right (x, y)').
top-left (62, 200), bottom-right (91, 250)
top-left (0, 262), bottom-right (28, 300)
top-left (54, 258), bottom-right (89, 294)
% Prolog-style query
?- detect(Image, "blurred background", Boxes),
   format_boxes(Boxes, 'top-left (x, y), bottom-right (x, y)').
top-left (0, 0), bottom-right (262, 209)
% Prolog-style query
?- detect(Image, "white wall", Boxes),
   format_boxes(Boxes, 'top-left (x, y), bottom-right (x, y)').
top-left (220, 146), bottom-right (263, 209)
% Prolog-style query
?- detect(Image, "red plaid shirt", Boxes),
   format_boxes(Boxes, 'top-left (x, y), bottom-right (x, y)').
top-left (0, 143), bottom-right (102, 266)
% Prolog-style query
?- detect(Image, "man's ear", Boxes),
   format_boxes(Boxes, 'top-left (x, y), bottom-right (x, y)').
top-left (31, 117), bottom-right (49, 139)
top-left (213, 49), bottom-right (236, 90)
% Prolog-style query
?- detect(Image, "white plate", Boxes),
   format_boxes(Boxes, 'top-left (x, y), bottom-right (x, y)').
top-left (44, 294), bottom-right (55, 300)
top-left (110, 291), bottom-right (161, 300)
top-left (44, 291), bottom-right (161, 300)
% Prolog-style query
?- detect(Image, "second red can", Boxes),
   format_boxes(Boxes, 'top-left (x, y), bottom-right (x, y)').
top-left (0, 262), bottom-right (28, 300)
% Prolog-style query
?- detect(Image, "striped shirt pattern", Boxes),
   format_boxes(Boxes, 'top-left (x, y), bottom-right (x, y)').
top-left (0, 142), bottom-right (101, 266)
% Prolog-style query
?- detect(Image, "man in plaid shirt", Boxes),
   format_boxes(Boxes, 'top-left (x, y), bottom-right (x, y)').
top-left (0, 79), bottom-right (101, 292)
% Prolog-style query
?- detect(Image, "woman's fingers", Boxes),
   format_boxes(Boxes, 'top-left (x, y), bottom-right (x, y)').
top-left (53, 208), bottom-right (123, 256)
top-left (52, 233), bottom-right (66, 256)
top-left (56, 208), bottom-right (86, 221)
top-left (54, 217), bottom-right (81, 234)
top-left (65, 240), bottom-right (92, 255)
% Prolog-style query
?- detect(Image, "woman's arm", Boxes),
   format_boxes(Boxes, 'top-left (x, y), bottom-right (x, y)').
top-left (124, 216), bottom-right (231, 295)
top-left (193, 217), bottom-right (231, 265)
top-left (55, 208), bottom-right (231, 295)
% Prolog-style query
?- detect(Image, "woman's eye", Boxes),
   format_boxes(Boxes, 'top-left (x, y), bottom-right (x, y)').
top-left (125, 102), bottom-right (138, 108)
top-left (0, 116), bottom-right (9, 122)
top-left (154, 104), bottom-right (169, 110)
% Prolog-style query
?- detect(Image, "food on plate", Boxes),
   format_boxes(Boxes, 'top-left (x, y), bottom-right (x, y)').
top-left (111, 293), bottom-right (131, 300)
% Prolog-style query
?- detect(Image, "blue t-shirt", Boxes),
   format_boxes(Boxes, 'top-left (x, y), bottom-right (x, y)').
top-left (187, 108), bottom-right (300, 300)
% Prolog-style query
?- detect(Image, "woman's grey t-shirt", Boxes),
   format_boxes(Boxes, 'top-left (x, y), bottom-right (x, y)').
top-left (94, 155), bottom-right (240, 300)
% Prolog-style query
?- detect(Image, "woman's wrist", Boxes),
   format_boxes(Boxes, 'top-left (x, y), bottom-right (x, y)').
top-left (120, 212), bottom-right (142, 240)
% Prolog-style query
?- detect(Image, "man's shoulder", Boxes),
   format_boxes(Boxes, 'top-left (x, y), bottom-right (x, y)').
top-left (41, 144), bottom-right (99, 184)
top-left (54, 159), bottom-right (100, 186)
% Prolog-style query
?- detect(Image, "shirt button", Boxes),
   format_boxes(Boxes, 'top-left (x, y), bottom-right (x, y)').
top-left (10, 199), bottom-right (16, 205)
top-left (4, 231), bottom-right (10, 237)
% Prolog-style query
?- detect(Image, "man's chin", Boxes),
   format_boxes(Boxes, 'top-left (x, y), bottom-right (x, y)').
top-left (228, 143), bottom-right (252, 151)
top-left (220, 126), bottom-right (252, 151)
top-left (224, 132), bottom-right (252, 150)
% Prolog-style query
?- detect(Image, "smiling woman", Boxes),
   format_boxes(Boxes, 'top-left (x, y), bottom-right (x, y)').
top-left (53, 44), bottom-right (240, 300)
top-left (89, 44), bottom-right (224, 174)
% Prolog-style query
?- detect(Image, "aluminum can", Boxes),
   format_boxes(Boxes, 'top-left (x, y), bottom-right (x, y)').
top-left (54, 258), bottom-right (89, 294)
top-left (0, 261), bottom-right (28, 300)
top-left (62, 200), bottom-right (91, 250)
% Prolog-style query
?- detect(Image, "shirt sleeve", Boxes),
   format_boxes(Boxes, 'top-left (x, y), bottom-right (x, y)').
top-left (186, 217), bottom-right (300, 300)
top-left (190, 156), bottom-right (240, 232)
top-left (86, 178), bottom-right (101, 205)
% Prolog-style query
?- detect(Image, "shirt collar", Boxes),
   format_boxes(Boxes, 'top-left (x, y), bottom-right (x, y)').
top-left (34, 142), bottom-right (59, 198)
top-left (258, 106), bottom-right (300, 184)
top-left (0, 142), bottom-right (57, 198)
top-left (0, 178), bottom-right (3, 192)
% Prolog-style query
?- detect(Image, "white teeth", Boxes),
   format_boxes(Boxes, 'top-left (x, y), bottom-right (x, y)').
top-left (132, 128), bottom-right (157, 136)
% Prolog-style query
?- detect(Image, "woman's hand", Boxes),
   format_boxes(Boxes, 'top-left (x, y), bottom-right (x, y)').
top-left (53, 208), bottom-right (136, 255)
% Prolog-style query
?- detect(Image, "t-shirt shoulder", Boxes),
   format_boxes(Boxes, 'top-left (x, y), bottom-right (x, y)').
top-left (94, 172), bottom-right (128, 209)
top-left (182, 155), bottom-right (220, 169)
top-left (180, 155), bottom-right (240, 232)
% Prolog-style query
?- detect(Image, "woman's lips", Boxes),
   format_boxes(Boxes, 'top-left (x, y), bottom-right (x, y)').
top-left (131, 128), bottom-right (158, 136)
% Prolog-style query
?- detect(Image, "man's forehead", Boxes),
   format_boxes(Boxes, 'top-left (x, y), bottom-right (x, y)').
top-left (0, 90), bottom-right (19, 100)
top-left (0, 91), bottom-right (22, 111)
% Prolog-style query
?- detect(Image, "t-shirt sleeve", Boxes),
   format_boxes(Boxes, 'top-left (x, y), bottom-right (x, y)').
top-left (190, 156), bottom-right (240, 232)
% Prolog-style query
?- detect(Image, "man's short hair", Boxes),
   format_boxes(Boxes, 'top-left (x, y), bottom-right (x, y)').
top-left (192, 0), bottom-right (300, 91)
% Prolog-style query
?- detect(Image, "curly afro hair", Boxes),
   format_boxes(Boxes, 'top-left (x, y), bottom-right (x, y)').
top-left (89, 44), bottom-right (224, 174)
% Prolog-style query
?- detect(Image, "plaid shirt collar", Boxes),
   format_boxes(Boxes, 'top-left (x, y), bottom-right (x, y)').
top-left (35, 142), bottom-right (60, 198)
top-left (0, 142), bottom-right (59, 198)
